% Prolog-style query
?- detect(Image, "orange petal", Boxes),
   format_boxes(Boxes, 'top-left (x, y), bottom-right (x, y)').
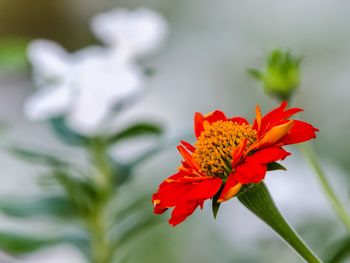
top-left (194, 112), bottom-right (205, 138)
top-left (231, 139), bottom-right (247, 167)
top-left (255, 105), bottom-right (262, 132)
top-left (181, 140), bottom-right (196, 152)
top-left (255, 120), bottom-right (294, 149)
top-left (218, 182), bottom-right (242, 202)
top-left (177, 145), bottom-right (200, 171)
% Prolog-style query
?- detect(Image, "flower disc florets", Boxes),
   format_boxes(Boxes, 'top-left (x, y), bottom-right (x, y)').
top-left (192, 120), bottom-right (257, 178)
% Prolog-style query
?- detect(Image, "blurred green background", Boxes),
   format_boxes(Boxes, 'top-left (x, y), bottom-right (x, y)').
top-left (0, 0), bottom-right (349, 262)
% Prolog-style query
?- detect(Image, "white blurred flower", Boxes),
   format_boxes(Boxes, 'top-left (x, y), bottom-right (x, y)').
top-left (25, 8), bottom-right (168, 135)
top-left (24, 40), bottom-right (144, 135)
top-left (91, 7), bottom-right (168, 58)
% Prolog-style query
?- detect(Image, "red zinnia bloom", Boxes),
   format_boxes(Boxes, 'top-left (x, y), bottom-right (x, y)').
top-left (152, 102), bottom-right (318, 226)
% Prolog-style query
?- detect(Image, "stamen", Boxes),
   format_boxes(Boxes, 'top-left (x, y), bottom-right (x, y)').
top-left (192, 120), bottom-right (257, 178)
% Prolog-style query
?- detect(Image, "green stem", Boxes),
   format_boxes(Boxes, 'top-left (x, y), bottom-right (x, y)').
top-left (90, 138), bottom-right (113, 194)
top-left (238, 182), bottom-right (322, 263)
top-left (89, 204), bottom-right (110, 263)
top-left (87, 138), bottom-right (113, 263)
top-left (300, 143), bottom-right (350, 232)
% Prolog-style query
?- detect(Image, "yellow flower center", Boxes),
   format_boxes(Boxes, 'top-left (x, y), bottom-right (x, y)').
top-left (192, 120), bottom-right (257, 178)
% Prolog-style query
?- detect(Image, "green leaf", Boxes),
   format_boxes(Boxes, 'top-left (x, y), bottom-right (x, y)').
top-left (50, 117), bottom-right (89, 145)
top-left (212, 200), bottom-right (221, 219)
top-left (53, 170), bottom-right (99, 217)
top-left (211, 185), bottom-right (224, 219)
top-left (111, 214), bottom-right (160, 250)
top-left (247, 68), bottom-right (263, 80)
top-left (109, 159), bottom-right (133, 186)
top-left (0, 231), bottom-right (89, 256)
top-left (325, 236), bottom-right (350, 263)
top-left (8, 146), bottom-right (67, 166)
top-left (107, 123), bottom-right (163, 144)
top-left (0, 232), bottom-right (58, 254)
top-left (112, 193), bottom-right (151, 223)
top-left (0, 196), bottom-right (76, 219)
top-left (267, 162), bottom-right (287, 171)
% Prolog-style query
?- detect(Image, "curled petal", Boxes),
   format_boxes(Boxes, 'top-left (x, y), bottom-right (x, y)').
top-left (232, 139), bottom-right (247, 167)
top-left (180, 140), bottom-right (196, 152)
top-left (253, 105), bottom-right (262, 132)
top-left (177, 145), bottom-right (200, 171)
top-left (254, 120), bottom-right (294, 149)
top-left (279, 120), bottom-right (319, 145)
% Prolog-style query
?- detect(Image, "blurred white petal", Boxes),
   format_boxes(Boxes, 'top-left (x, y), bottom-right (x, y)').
top-left (66, 54), bottom-right (144, 135)
top-left (25, 7), bottom-right (167, 135)
top-left (91, 8), bottom-right (168, 56)
top-left (27, 40), bottom-right (71, 85)
top-left (24, 81), bottom-right (72, 120)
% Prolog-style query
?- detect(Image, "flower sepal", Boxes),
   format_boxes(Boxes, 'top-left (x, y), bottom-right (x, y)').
top-left (238, 182), bottom-right (322, 263)
top-left (267, 162), bottom-right (287, 171)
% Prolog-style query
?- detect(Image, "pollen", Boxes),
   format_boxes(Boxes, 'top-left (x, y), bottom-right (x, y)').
top-left (192, 120), bottom-right (257, 178)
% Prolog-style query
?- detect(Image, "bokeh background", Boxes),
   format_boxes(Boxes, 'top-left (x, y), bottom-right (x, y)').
top-left (0, 0), bottom-right (349, 262)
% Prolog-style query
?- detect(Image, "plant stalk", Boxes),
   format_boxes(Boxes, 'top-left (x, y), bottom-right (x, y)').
top-left (300, 143), bottom-right (350, 232)
top-left (238, 182), bottom-right (322, 263)
top-left (88, 138), bottom-right (113, 263)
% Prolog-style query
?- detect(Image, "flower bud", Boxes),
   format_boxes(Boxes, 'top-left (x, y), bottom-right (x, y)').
top-left (248, 49), bottom-right (302, 101)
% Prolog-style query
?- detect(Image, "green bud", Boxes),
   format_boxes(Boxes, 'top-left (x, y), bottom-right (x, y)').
top-left (248, 49), bottom-right (302, 101)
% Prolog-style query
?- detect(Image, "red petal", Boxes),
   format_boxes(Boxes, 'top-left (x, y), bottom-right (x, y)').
top-left (194, 112), bottom-right (205, 138)
top-left (187, 178), bottom-right (222, 200)
top-left (259, 102), bottom-right (303, 136)
top-left (230, 117), bottom-right (249, 125)
top-left (204, 110), bottom-right (227, 123)
top-left (153, 181), bottom-right (194, 208)
top-left (254, 120), bottom-right (294, 149)
top-left (247, 147), bottom-right (290, 164)
top-left (169, 201), bottom-right (199, 226)
top-left (181, 140), bottom-right (196, 152)
top-left (235, 162), bottom-right (267, 184)
top-left (279, 120), bottom-right (319, 145)
top-left (177, 145), bottom-right (200, 171)
top-left (194, 111), bottom-right (227, 138)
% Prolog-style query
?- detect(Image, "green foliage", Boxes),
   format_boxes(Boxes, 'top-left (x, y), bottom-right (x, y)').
top-left (107, 123), bottom-right (163, 144)
top-left (109, 208), bottom-right (160, 255)
top-left (211, 185), bottom-right (224, 219)
top-left (325, 236), bottom-right (350, 263)
top-left (52, 169), bottom-right (101, 218)
top-left (8, 145), bottom-right (68, 166)
top-left (0, 232), bottom-right (58, 254)
top-left (267, 162), bottom-right (287, 171)
top-left (2, 119), bottom-right (166, 262)
top-left (50, 117), bottom-right (89, 146)
top-left (0, 196), bottom-right (75, 219)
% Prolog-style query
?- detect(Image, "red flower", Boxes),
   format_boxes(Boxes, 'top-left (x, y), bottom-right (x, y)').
top-left (152, 102), bottom-right (318, 226)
